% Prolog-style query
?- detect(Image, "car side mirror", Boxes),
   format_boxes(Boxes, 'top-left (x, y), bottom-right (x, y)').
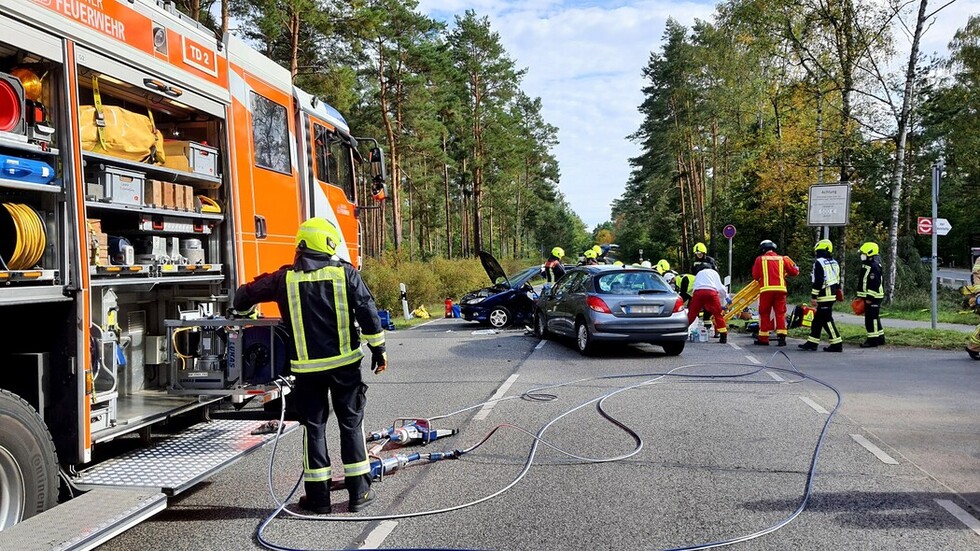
top-left (369, 146), bottom-right (387, 202)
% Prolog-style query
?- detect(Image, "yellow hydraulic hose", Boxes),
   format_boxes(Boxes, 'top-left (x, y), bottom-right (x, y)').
top-left (1, 202), bottom-right (46, 270)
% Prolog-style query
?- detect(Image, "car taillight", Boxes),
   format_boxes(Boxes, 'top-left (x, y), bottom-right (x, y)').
top-left (587, 295), bottom-right (612, 314)
top-left (673, 297), bottom-right (685, 313)
top-left (0, 76), bottom-right (24, 133)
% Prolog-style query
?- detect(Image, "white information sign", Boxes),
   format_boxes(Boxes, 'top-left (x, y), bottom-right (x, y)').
top-left (807, 184), bottom-right (851, 226)
top-left (935, 218), bottom-right (952, 236)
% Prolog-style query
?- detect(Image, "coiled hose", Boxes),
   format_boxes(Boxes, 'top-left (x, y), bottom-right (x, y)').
top-left (0, 202), bottom-right (45, 270)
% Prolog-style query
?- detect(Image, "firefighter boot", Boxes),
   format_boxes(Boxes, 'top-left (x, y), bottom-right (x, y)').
top-left (719, 333), bottom-right (727, 344)
top-left (298, 495), bottom-right (332, 514)
top-left (823, 343), bottom-right (843, 352)
top-left (753, 335), bottom-right (769, 346)
top-left (968, 348), bottom-right (980, 361)
top-left (777, 334), bottom-right (786, 347)
top-left (349, 489), bottom-right (377, 512)
top-left (859, 339), bottom-right (878, 348)
top-left (798, 341), bottom-right (818, 351)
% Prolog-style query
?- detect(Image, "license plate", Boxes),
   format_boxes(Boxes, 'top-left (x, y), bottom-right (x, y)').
top-left (627, 305), bottom-right (661, 314)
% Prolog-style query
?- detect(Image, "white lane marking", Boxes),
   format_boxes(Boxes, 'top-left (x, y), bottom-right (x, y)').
top-left (799, 396), bottom-right (829, 414)
top-left (359, 520), bottom-right (399, 549)
top-left (767, 371), bottom-right (785, 382)
top-left (745, 355), bottom-right (761, 365)
top-left (935, 500), bottom-right (980, 536)
top-left (728, 342), bottom-right (742, 350)
top-left (535, 340), bottom-right (546, 350)
top-left (850, 434), bottom-right (899, 465)
top-left (474, 374), bottom-right (520, 421)
top-left (409, 318), bottom-right (443, 330)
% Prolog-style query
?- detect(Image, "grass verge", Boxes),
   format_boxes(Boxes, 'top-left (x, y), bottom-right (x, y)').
top-left (787, 324), bottom-right (969, 350)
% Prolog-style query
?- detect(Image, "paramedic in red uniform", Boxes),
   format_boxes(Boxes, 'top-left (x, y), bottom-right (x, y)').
top-left (751, 239), bottom-right (799, 346)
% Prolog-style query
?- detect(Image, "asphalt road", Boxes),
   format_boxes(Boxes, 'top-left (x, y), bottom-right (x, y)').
top-left (99, 319), bottom-right (980, 551)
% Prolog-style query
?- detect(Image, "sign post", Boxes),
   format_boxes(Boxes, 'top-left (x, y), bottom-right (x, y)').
top-left (930, 160), bottom-right (944, 329)
top-left (723, 224), bottom-right (736, 290)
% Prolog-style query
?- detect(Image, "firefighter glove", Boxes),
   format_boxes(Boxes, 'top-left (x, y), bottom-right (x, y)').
top-left (369, 344), bottom-right (387, 374)
top-left (835, 289), bottom-right (844, 302)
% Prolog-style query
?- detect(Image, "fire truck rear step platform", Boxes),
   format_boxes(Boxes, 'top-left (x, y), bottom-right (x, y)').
top-left (75, 419), bottom-right (298, 496)
top-left (0, 487), bottom-right (166, 551)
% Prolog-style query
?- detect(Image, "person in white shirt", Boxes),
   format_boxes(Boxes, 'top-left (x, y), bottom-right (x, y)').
top-left (687, 267), bottom-right (729, 343)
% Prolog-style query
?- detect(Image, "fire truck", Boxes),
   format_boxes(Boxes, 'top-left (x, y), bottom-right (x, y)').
top-left (0, 0), bottom-right (385, 546)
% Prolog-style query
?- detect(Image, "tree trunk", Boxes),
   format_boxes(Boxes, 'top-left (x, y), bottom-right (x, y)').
top-left (220, 0), bottom-right (228, 36)
top-left (443, 132), bottom-right (452, 258)
top-left (376, 39), bottom-right (401, 250)
top-left (289, 11), bottom-right (300, 78)
top-left (886, 0), bottom-right (929, 302)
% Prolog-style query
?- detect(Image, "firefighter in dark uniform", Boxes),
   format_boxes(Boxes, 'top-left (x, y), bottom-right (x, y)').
top-left (692, 242), bottom-right (717, 274)
top-left (541, 246), bottom-right (566, 284)
top-left (857, 241), bottom-right (885, 347)
top-left (233, 218), bottom-right (387, 514)
top-left (799, 239), bottom-right (843, 352)
top-left (674, 273), bottom-right (695, 304)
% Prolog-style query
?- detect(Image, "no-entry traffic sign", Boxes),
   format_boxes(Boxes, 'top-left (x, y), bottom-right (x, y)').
top-left (723, 224), bottom-right (736, 239)
top-left (917, 217), bottom-right (933, 235)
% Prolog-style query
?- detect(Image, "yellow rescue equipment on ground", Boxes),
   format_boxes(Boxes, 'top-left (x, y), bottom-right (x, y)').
top-left (723, 279), bottom-right (761, 321)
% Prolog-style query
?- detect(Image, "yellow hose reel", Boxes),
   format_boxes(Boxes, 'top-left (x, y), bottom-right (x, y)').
top-left (1, 202), bottom-right (46, 270)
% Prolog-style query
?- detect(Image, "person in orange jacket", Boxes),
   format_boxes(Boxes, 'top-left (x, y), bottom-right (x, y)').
top-left (751, 239), bottom-right (800, 346)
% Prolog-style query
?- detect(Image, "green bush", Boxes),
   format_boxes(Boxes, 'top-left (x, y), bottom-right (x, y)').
top-left (361, 255), bottom-right (537, 311)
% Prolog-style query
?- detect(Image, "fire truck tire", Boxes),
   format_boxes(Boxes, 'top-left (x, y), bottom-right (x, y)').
top-left (0, 389), bottom-right (59, 531)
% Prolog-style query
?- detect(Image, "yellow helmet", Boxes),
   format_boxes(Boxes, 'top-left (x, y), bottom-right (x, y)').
top-left (814, 239), bottom-right (833, 253)
top-left (656, 259), bottom-right (671, 274)
top-left (592, 245), bottom-right (602, 255)
top-left (551, 246), bottom-right (565, 258)
top-left (613, 260), bottom-right (623, 266)
top-left (296, 218), bottom-right (341, 255)
top-left (693, 242), bottom-right (707, 255)
top-left (583, 249), bottom-right (597, 259)
top-left (859, 242), bottom-right (879, 257)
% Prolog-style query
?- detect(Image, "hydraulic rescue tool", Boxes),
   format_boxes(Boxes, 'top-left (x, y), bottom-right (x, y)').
top-left (366, 418), bottom-right (458, 445)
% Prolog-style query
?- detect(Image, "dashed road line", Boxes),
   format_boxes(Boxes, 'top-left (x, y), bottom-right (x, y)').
top-left (799, 396), bottom-right (829, 414)
top-left (535, 340), bottom-right (547, 350)
top-left (474, 374), bottom-right (520, 421)
top-left (359, 520), bottom-right (399, 549)
top-left (728, 342), bottom-right (742, 350)
top-left (935, 500), bottom-right (980, 536)
top-left (850, 434), bottom-right (899, 465)
top-left (744, 355), bottom-right (761, 365)
top-left (767, 371), bottom-right (785, 382)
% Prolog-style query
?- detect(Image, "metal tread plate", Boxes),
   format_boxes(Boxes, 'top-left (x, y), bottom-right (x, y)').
top-left (76, 419), bottom-right (298, 495)
top-left (0, 488), bottom-right (166, 551)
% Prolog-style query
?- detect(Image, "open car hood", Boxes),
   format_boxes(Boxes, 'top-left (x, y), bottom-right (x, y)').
top-left (479, 251), bottom-right (509, 286)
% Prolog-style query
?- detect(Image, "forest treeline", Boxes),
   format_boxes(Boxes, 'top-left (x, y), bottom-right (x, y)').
top-left (609, 0), bottom-right (980, 299)
top-left (170, 0), bottom-right (591, 262)
top-left (173, 0), bottom-right (977, 299)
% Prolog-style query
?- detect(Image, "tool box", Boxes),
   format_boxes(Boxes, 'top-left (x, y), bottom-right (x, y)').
top-left (0, 153), bottom-right (56, 185)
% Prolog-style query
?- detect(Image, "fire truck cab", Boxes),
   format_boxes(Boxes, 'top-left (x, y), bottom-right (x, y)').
top-left (0, 0), bottom-right (383, 544)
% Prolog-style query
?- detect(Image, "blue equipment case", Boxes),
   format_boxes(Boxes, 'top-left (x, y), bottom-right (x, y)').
top-left (0, 153), bottom-right (56, 185)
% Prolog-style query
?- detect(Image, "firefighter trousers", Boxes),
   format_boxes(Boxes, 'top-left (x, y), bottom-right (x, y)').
top-left (807, 302), bottom-right (842, 345)
top-left (864, 298), bottom-right (884, 341)
top-left (294, 362), bottom-right (371, 504)
top-left (758, 291), bottom-right (788, 340)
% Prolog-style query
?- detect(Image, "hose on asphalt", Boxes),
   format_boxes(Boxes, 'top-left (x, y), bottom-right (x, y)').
top-left (256, 349), bottom-right (842, 551)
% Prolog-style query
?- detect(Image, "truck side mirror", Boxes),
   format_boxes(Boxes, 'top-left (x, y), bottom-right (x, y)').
top-left (369, 147), bottom-right (387, 202)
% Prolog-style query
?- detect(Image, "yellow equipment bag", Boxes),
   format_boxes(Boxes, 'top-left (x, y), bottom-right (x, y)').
top-left (79, 76), bottom-right (165, 164)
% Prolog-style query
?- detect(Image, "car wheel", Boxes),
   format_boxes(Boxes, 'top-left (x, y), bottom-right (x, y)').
top-left (534, 310), bottom-right (550, 339)
top-left (576, 321), bottom-right (596, 355)
top-left (661, 341), bottom-right (685, 356)
top-left (488, 306), bottom-right (511, 329)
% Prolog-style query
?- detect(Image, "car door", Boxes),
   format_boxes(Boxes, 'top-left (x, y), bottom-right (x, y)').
top-left (547, 272), bottom-right (584, 336)
top-left (562, 271), bottom-right (592, 327)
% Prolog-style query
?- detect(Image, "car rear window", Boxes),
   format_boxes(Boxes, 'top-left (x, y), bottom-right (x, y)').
top-left (595, 271), bottom-right (670, 295)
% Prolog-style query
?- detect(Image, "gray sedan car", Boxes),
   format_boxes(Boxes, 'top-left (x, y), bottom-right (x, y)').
top-left (533, 266), bottom-right (690, 355)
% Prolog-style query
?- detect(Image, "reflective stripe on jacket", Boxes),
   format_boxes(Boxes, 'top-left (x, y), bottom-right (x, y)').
top-left (753, 252), bottom-right (799, 293)
top-left (811, 257), bottom-right (840, 302)
top-left (858, 257), bottom-right (884, 299)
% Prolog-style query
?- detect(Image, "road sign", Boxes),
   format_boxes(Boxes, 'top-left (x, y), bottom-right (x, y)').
top-left (807, 184), bottom-right (851, 226)
top-left (723, 224), bottom-right (736, 239)
top-left (917, 217), bottom-right (933, 235)
top-left (935, 218), bottom-right (952, 236)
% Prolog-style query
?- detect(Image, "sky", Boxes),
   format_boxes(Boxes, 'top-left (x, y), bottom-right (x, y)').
top-left (418, 0), bottom-right (980, 230)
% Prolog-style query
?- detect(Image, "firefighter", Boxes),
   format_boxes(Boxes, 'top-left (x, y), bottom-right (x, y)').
top-left (541, 247), bottom-right (566, 284)
top-left (799, 239), bottom-right (843, 352)
top-left (674, 273), bottom-right (695, 304)
top-left (232, 218), bottom-right (387, 514)
top-left (656, 259), bottom-right (678, 291)
top-left (592, 245), bottom-right (604, 263)
top-left (582, 249), bottom-right (599, 265)
top-left (751, 239), bottom-right (800, 346)
top-left (686, 266), bottom-right (729, 344)
top-left (969, 256), bottom-right (980, 360)
top-left (692, 242), bottom-right (717, 274)
top-left (856, 242), bottom-right (885, 347)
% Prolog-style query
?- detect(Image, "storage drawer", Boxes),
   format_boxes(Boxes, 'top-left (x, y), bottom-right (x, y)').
top-left (89, 164), bottom-right (145, 205)
top-left (163, 140), bottom-right (219, 177)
